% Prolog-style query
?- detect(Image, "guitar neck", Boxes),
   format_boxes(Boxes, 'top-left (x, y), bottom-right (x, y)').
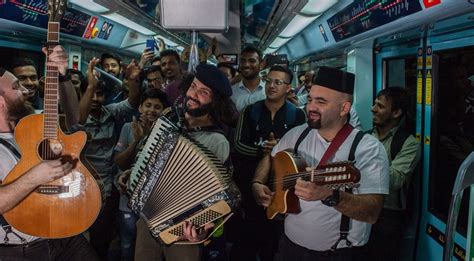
top-left (278, 170), bottom-right (326, 190)
top-left (44, 22), bottom-right (60, 139)
top-left (276, 168), bottom-right (357, 191)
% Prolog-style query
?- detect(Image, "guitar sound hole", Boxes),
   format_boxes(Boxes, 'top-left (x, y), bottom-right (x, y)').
top-left (38, 139), bottom-right (63, 160)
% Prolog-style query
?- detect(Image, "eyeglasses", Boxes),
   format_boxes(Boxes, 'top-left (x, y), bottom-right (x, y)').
top-left (264, 77), bottom-right (290, 87)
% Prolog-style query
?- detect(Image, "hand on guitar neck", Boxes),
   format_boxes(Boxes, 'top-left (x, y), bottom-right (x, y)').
top-left (42, 45), bottom-right (68, 76)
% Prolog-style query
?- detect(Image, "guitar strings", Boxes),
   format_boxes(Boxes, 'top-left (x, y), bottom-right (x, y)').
top-left (267, 171), bottom-right (355, 188)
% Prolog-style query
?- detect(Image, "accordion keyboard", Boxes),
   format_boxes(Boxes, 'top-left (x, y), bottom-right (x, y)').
top-left (127, 117), bottom-right (177, 196)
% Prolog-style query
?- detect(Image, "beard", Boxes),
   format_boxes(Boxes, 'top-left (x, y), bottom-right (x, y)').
top-left (307, 112), bottom-right (322, 129)
top-left (6, 96), bottom-right (34, 122)
top-left (184, 97), bottom-right (212, 117)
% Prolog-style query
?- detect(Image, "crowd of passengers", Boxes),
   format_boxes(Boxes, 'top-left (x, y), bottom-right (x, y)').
top-left (0, 42), bottom-right (420, 261)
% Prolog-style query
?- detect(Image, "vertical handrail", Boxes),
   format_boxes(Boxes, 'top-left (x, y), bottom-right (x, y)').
top-left (444, 152), bottom-right (474, 261)
top-left (187, 30), bottom-right (199, 73)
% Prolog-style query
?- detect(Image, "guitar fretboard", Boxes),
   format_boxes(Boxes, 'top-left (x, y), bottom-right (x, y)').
top-left (44, 22), bottom-right (60, 139)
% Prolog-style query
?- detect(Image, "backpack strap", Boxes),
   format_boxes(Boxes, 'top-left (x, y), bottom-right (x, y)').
top-left (284, 101), bottom-right (298, 127)
top-left (249, 100), bottom-right (265, 131)
top-left (0, 138), bottom-right (20, 159)
top-left (331, 130), bottom-right (366, 250)
top-left (390, 128), bottom-right (411, 161)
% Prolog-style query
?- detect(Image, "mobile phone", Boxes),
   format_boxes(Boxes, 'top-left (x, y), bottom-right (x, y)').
top-left (146, 39), bottom-right (155, 52)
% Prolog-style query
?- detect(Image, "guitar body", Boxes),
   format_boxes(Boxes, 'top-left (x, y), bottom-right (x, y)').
top-left (266, 150), bottom-right (307, 219)
top-left (266, 150), bottom-right (360, 220)
top-left (2, 114), bottom-right (102, 238)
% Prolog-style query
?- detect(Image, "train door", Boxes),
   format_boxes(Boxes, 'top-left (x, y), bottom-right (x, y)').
top-left (416, 13), bottom-right (474, 261)
top-left (375, 31), bottom-right (421, 261)
top-left (376, 13), bottom-right (474, 261)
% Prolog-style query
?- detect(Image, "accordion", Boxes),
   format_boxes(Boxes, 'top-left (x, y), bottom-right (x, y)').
top-left (128, 115), bottom-right (240, 244)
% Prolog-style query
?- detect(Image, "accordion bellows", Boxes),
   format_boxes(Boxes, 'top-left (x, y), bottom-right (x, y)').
top-left (128, 116), bottom-right (240, 244)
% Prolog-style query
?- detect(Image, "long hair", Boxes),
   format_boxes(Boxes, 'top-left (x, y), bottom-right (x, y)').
top-left (181, 73), bottom-right (237, 128)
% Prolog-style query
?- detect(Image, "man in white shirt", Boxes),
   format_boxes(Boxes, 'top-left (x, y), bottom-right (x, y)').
top-left (252, 67), bottom-right (389, 260)
top-left (231, 46), bottom-right (266, 112)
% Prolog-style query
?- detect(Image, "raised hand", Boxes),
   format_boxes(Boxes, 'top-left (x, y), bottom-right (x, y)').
top-left (139, 48), bottom-right (155, 68)
top-left (87, 57), bottom-right (101, 88)
top-left (118, 169), bottom-right (131, 193)
top-left (263, 132), bottom-right (279, 155)
top-left (131, 116), bottom-right (145, 142)
top-left (123, 59), bottom-right (141, 81)
top-left (42, 45), bottom-right (68, 76)
top-left (157, 38), bottom-right (165, 52)
top-left (139, 113), bottom-right (152, 136)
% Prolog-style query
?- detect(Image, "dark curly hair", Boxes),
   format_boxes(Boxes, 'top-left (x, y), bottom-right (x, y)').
top-left (180, 73), bottom-right (237, 128)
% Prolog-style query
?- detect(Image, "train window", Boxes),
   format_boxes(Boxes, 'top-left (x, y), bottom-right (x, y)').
top-left (430, 47), bottom-right (474, 235)
top-left (385, 57), bottom-right (418, 134)
top-left (0, 47), bottom-right (44, 75)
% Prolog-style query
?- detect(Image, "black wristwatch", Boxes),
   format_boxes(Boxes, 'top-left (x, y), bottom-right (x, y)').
top-left (321, 189), bottom-right (341, 207)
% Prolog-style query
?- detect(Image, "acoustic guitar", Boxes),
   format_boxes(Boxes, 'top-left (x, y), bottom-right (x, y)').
top-left (2, 0), bottom-right (102, 238)
top-left (266, 150), bottom-right (360, 220)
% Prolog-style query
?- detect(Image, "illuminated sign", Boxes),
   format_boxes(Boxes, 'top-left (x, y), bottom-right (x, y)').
top-left (327, 0), bottom-right (423, 42)
top-left (0, 0), bottom-right (92, 38)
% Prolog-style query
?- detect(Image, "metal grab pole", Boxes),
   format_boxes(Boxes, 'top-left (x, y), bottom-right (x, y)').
top-left (187, 30), bottom-right (199, 73)
top-left (444, 152), bottom-right (474, 261)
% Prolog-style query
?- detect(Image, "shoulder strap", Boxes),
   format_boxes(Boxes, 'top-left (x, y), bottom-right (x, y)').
top-left (0, 138), bottom-right (20, 159)
top-left (0, 138), bottom-right (21, 234)
top-left (331, 130), bottom-right (366, 251)
top-left (318, 123), bottom-right (353, 166)
top-left (349, 130), bottom-right (366, 161)
top-left (294, 126), bottom-right (312, 155)
top-left (249, 100), bottom-right (265, 126)
top-left (390, 128), bottom-right (411, 160)
top-left (284, 101), bottom-right (298, 126)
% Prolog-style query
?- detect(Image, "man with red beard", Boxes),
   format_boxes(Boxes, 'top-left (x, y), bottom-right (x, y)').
top-left (0, 46), bottom-right (99, 260)
top-left (132, 64), bottom-right (237, 261)
top-left (252, 67), bottom-right (389, 260)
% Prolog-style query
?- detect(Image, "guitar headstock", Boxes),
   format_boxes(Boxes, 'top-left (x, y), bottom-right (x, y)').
top-left (313, 161), bottom-right (361, 188)
top-left (48, 0), bottom-right (68, 22)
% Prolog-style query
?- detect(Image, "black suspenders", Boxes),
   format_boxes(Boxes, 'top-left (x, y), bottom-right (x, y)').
top-left (293, 128), bottom-right (366, 250)
top-left (330, 130), bottom-right (366, 250)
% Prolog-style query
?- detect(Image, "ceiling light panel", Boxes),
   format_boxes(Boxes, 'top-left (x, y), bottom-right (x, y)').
top-left (269, 37), bottom-right (291, 49)
top-left (300, 0), bottom-right (338, 16)
top-left (279, 14), bottom-right (319, 38)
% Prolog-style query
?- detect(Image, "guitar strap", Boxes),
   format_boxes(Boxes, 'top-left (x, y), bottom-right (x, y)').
top-left (0, 138), bottom-right (27, 243)
top-left (331, 130), bottom-right (366, 250)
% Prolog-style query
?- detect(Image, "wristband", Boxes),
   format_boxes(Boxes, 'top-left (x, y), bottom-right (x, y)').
top-left (251, 180), bottom-right (265, 186)
top-left (58, 73), bottom-right (70, 83)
